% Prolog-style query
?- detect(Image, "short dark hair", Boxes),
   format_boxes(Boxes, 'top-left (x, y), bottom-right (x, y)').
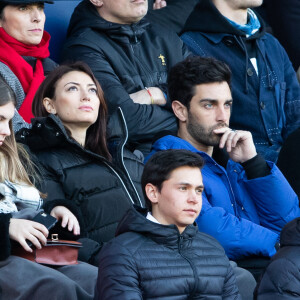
top-left (168, 56), bottom-right (232, 109)
top-left (32, 61), bottom-right (111, 160)
top-left (142, 149), bottom-right (204, 210)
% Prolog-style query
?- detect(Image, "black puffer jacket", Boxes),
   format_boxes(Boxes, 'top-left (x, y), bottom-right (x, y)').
top-left (255, 217), bottom-right (300, 299)
top-left (96, 206), bottom-right (241, 300)
top-left (17, 109), bottom-right (145, 263)
top-left (62, 0), bottom-right (190, 152)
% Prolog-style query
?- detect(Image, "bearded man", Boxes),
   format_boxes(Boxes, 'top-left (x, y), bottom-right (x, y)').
top-left (146, 56), bottom-right (300, 279)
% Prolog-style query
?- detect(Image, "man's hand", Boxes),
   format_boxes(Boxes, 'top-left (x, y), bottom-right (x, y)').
top-left (9, 219), bottom-right (48, 252)
top-left (153, 0), bottom-right (167, 10)
top-left (215, 128), bottom-right (257, 163)
top-left (50, 206), bottom-right (80, 236)
top-left (130, 87), bottom-right (166, 105)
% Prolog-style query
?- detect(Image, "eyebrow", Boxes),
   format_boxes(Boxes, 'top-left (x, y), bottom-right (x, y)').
top-left (177, 182), bottom-right (204, 189)
top-left (64, 82), bottom-right (96, 87)
top-left (199, 99), bottom-right (233, 104)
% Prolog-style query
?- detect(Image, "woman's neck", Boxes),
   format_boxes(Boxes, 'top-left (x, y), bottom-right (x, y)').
top-left (64, 125), bottom-right (87, 147)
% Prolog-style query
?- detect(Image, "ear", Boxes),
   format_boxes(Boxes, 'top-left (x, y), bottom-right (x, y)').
top-left (89, 0), bottom-right (104, 8)
top-left (43, 97), bottom-right (56, 114)
top-left (145, 183), bottom-right (160, 205)
top-left (172, 100), bottom-right (188, 122)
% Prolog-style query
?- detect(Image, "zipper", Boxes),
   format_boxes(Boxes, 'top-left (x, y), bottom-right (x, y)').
top-left (118, 108), bottom-right (143, 207)
top-left (178, 234), bottom-right (199, 298)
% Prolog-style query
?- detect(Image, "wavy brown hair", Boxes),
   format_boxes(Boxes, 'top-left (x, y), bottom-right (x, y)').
top-left (0, 78), bottom-right (39, 187)
top-left (32, 62), bottom-right (111, 160)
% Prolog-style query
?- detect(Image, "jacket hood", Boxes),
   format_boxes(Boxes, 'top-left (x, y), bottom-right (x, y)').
top-left (67, 0), bottom-right (150, 43)
top-left (280, 217), bottom-right (300, 247)
top-left (18, 114), bottom-right (72, 152)
top-left (182, 0), bottom-right (265, 39)
top-left (116, 206), bottom-right (198, 247)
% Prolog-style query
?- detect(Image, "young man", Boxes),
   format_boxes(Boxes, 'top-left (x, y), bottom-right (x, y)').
top-left (147, 56), bottom-right (300, 263)
top-left (95, 149), bottom-right (241, 299)
top-left (62, 0), bottom-right (190, 154)
top-left (181, 0), bottom-right (300, 162)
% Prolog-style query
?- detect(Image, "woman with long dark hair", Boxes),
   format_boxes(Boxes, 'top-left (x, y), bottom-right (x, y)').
top-left (18, 61), bottom-right (144, 265)
top-left (0, 77), bottom-right (97, 300)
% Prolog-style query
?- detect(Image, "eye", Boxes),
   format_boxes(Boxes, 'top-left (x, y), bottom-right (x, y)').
top-left (89, 87), bottom-right (97, 94)
top-left (67, 86), bottom-right (78, 92)
top-left (179, 186), bottom-right (187, 191)
top-left (204, 103), bottom-right (213, 109)
top-left (18, 5), bottom-right (28, 11)
top-left (196, 188), bottom-right (203, 194)
top-left (37, 4), bottom-right (44, 10)
top-left (224, 102), bottom-right (232, 109)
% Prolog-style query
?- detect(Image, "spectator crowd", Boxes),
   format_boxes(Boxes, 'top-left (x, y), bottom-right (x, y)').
top-left (0, 0), bottom-right (300, 299)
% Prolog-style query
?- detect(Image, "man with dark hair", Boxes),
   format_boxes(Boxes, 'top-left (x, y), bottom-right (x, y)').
top-left (181, 0), bottom-right (300, 162)
top-left (95, 149), bottom-right (241, 299)
top-left (62, 0), bottom-right (190, 154)
top-left (147, 56), bottom-right (300, 272)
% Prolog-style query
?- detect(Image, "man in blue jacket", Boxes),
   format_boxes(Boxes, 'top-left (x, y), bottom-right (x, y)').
top-left (180, 0), bottom-right (300, 162)
top-left (146, 56), bottom-right (300, 262)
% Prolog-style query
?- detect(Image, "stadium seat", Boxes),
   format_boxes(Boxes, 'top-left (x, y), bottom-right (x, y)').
top-left (45, 0), bottom-right (81, 63)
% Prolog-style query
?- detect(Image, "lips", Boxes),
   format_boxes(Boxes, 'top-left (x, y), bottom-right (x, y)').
top-left (183, 209), bottom-right (198, 214)
top-left (79, 106), bottom-right (93, 111)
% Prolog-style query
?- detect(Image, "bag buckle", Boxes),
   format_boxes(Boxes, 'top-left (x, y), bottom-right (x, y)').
top-left (51, 234), bottom-right (59, 241)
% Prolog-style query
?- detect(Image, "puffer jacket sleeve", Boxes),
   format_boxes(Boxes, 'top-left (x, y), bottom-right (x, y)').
top-left (223, 263), bottom-right (242, 300)
top-left (62, 45), bottom-right (177, 144)
top-left (0, 213), bottom-right (12, 261)
top-left (95, 240), bottom-right (142, 300)
top-left (197, 192), bottom-right (278, 260)
top-left (256, 258), bottom-right (300, 300)
top-left (241, 162), bottom-right (300, 233)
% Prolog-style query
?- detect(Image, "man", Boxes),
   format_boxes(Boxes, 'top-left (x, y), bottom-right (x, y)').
top-left (180, 0), bottom-right (300, 162)
top-left (62, 0), bottom-right (190, 154)
top-left (147, 56), bottom-right (300, 263)
top-left (95, 149), bottom-right (241, 299)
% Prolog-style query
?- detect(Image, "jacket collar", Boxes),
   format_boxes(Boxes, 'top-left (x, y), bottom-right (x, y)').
top-left (67, 0), bottom-right (150, 44)
top-left (182, 0), bottom-right (266, 40)
top-left (116, 206), bottom-right (199, 249)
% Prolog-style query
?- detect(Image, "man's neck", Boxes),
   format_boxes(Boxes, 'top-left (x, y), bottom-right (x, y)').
top-left (177, 128), bottom-right (214, 157)
top-left (212, 0), bottom-right (248, 24)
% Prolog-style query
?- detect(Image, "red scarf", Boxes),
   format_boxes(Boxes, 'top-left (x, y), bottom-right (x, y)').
top-left (0, 28), bottom-right (50, 123)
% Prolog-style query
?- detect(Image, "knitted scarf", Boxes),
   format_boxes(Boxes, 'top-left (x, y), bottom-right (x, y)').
top-left (226, 9), bottom-right (261, 37)
top-left (0, 28), bottom-right (50, 123)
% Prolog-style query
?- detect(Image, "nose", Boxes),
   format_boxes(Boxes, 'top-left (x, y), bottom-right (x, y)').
top-left (0, 122), bottom-right (11, 138)
top-left (31, 8), bottom-right (43, 23)
top-left (81, 89), bottom-right (91, 102)
top-left (187, 190), bottom-right (200, 204)
top-left (216, 106), bottom-right (228, 122)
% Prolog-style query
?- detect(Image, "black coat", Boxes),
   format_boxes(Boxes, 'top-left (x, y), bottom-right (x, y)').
top-left (96, 206), bottom-right (241, 300)
top-left (255, 217), bottom-right (300, 299)
top-left (0, 213), bottom-right (12, 261)
top-left (17, 110), bottom-right (145, 264)
top-left (62, 0), bottom-right (190, 153)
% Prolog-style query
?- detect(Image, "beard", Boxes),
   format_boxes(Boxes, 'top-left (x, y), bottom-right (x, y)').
top-left (186, 111), bottom-right (229, 147)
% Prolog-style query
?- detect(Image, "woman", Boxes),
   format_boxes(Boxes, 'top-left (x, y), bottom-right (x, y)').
top-left (18, 62), bottom-right (145, 265)
top-left (0, 0), bottom-right (57, 132)
top-left (0, 77), bottom-right (97, 299)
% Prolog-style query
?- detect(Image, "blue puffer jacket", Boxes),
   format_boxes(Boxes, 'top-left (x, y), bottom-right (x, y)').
top-left (181, 0), bottom-right (300, 162)
top-left (146, 135), bottom-right (300, 260)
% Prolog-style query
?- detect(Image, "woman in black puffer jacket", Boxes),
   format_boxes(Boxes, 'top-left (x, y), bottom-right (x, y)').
top-left (17, 62), bottom-right (145, 265)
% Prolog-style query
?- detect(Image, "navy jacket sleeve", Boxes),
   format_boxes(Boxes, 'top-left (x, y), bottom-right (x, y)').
top-left (223, 263), bottom-right (242, 300)
top-left (95, 241), bottom-right (143, 300)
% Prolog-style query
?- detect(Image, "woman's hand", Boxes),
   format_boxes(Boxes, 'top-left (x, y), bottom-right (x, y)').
top-left (50, 206), bottom-right (80, 235)
top-left (9, 219), bottom-right (48, 252)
